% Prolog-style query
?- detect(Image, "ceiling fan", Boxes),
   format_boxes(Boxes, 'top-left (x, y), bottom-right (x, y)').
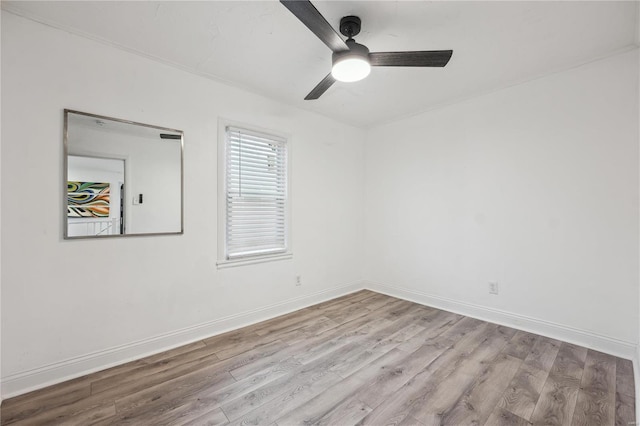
top-left (280, 0), bottom-right (453, 100)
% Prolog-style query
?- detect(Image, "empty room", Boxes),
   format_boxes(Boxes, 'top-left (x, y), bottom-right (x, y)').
top-left (1, 1), bottom-right (639, 425)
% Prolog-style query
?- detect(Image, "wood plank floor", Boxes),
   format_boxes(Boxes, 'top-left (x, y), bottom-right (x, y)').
top-left (1, 290), bottom-right (635, 425)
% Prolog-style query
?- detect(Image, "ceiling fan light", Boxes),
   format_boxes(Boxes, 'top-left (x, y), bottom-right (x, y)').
top-left (331, 56), bottom-right (371, 82)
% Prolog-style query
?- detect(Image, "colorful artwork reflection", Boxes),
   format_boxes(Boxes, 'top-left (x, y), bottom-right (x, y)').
top-left (67, 181), bottom-right (110, 217)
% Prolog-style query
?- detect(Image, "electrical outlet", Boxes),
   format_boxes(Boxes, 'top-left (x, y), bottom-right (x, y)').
top-left (295, 275), bottom-right (302, 286)
top-left (488, 281), bottom-right (499, 295)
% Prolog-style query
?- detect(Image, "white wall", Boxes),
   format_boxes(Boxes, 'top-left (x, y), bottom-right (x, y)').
top-left (636, 6), bottom-right (640, 418)
top-left (0, 5), bottom-right (3, 404)
top-left (364, 49), bottom-right (639, 357)
top-left (1, 12), bottom-right (365, 397)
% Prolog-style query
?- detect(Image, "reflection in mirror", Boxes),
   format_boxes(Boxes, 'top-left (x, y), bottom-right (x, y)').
top-left (64, 110), bottom-right (183, 238)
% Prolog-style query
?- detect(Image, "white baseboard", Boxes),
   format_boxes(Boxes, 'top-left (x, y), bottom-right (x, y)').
top-left (1, 281), bottom-right (363, 399)
top-left (364, 281), bottom-right (637, 360)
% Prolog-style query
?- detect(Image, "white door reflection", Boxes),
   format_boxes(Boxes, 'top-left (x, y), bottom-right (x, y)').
top-left (67, 155), bottom-right (125, 237)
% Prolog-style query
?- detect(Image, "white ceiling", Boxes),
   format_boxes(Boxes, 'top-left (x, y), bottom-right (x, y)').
top-left (3, 1), bottom-right (639, 127)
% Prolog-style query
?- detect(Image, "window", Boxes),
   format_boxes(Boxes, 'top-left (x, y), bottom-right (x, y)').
top-left (218, 123), bottom-right (291, 265)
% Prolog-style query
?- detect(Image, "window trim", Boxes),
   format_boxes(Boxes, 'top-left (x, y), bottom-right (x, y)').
top-left (216, 118), bottom-right (292, 268)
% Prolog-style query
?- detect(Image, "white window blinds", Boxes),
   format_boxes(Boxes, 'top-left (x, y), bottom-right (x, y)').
top-left (225, 127), bottom-right (288, 259)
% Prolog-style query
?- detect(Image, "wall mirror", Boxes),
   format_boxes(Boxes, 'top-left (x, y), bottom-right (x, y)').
top-left (64, 109), bottom-right (183, 239)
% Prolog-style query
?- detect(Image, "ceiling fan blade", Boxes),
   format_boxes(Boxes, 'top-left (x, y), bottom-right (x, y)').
top-left (304, 73), bottom-right (336, 100)
top-left (280, 0), bottom-right (349, 52)
top-left (369, 50), bottom-right (453, 67)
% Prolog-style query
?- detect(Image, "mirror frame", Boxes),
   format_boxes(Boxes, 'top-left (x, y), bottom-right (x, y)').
top-left (63, 109), bottom-right (184, 239)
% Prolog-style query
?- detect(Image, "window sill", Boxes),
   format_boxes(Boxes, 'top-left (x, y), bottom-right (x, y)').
top-left (216, 252), bottom-right (293, 269)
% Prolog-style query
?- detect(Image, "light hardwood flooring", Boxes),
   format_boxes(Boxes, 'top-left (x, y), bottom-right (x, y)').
top-left (0, 290), bottom-right (635, 425)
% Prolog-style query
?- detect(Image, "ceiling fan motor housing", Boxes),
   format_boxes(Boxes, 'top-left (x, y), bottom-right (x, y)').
top-left (331, 39), bottom-right (371, 82)
top-left (332, 39), bottom-right (370, 65)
